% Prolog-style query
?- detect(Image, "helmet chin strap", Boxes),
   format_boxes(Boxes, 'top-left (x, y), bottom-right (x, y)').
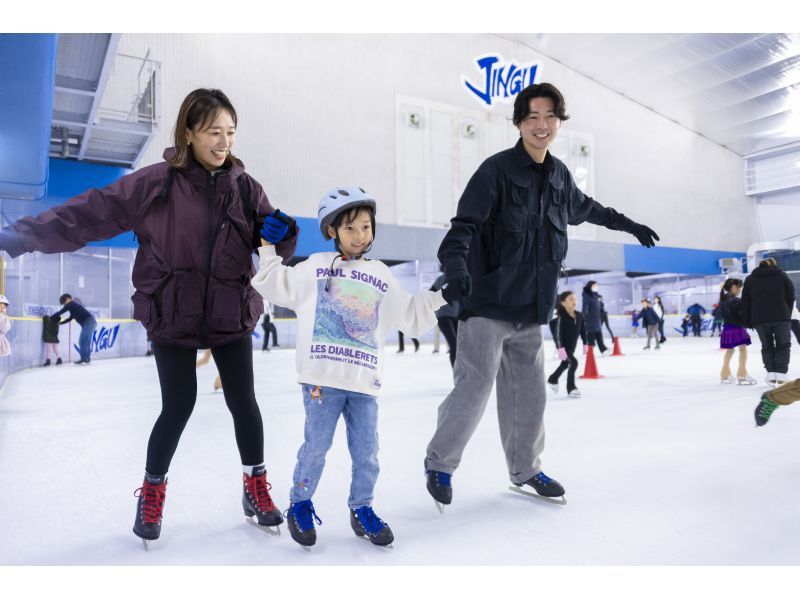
top-left (325, 238), bottom-right (373, 292)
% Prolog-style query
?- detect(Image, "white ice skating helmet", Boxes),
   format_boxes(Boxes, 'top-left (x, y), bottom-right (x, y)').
top-left (317, 187), bottom-right (376, 240)
top-left (0, 295), bottom-right (8, 305)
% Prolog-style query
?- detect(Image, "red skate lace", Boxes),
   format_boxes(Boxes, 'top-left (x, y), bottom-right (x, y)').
top-left (244, 471), bottom-right (276, 513)
top-left (134, 480), bottom-right (168, 524)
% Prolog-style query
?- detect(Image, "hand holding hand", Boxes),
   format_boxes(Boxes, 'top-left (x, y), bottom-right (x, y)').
top-left (260, 210), bottom-right (295, 243)
top-left (442, 271), bottom-right (472, 304)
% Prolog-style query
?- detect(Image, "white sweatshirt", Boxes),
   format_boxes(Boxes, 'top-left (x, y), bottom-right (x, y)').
top-left (251, 246), bottom-right (447, 396)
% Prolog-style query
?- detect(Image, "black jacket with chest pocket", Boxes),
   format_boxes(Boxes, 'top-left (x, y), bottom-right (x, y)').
top-left (438, 139), bottom-right (647, 325)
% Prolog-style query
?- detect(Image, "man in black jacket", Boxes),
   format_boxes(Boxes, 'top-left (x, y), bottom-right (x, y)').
top-left (424, 83), bottom-right (659, 507)
top-left (741, 258), bottom-right (795, 385)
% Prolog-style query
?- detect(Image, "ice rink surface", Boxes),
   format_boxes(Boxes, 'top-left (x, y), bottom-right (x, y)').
top-left (2, 334), bottom-right (799, 566)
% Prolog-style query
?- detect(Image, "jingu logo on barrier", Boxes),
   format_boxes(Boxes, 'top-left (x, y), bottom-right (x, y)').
top-left (462, 54), bottom-right (540, 107)
top-left (73, 324), bottom-right (121, 354)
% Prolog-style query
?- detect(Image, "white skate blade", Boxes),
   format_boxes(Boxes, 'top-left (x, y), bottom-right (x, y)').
top-left (246, 516), bottom-right (281, 536)
top-left (356, 534), bottom-right (394, 549)
top-left (141, 538), bottom-right (151, 551)
top-left (508, 485), bottom-right (567, 505)
top-left (432, 498), bottom-right (446, 514)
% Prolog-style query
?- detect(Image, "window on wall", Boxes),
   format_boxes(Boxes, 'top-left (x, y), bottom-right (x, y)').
top-left (395, 95), bottom-right (597, 241)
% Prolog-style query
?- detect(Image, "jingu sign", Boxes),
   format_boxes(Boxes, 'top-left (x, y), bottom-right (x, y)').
top-left (462, 54), bottom-right (540, 107)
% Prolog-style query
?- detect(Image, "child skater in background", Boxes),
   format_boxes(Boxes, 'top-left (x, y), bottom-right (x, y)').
top-left (0, 295), bottom-right (11, 357)
top-left (41, 314), bottom-right (62, 366)
top-left (251, 187), bottom-right (446, 549)
top-left (719, 278), bottom-right (756, 385)
top-left (547, 291), bottom-right (586, 398)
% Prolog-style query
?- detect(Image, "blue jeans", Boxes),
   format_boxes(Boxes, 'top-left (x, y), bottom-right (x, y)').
top-left (79, 317), bottom-right (97, 362)
top-left (290, 384), bottom-right (379, 509)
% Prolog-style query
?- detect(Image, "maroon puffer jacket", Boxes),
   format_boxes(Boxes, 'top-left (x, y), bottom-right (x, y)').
top-left (0, 148), bottom-right (298, 348)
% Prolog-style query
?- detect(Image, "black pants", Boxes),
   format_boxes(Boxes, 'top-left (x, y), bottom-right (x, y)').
top-left (710, 320), bottom-right (722, 336)
top-left (658, 319), bottom-right (666, 341)
top-left (587, 331), bottom-right (607, 353)
top-left (398, 331), bottom-right (419, 352)
top-left (548, 353), bottom-right (579, 392)
top-left (261, 316), bottom-right (278, 349)
top-left (691, 316), bottom-right (702, 336)
top-left (146, 335), bottom-right (264, 474)
top-left (791, 319), bottom-right (800, 346)
top-left (437, 316), bottom-right (458, 368)
top-left (755, 321), bottom-right (792, 374)
top-left (601, 314), bottom-right (614, 339)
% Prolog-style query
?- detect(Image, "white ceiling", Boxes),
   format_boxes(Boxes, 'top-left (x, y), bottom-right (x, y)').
top-left (498, 33), bottom-right (800, 157)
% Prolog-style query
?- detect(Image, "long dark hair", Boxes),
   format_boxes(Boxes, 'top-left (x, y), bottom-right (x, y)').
top-left (168, 88), bottom-right (238, 170)
top-left (719, 278), bottom-right (743, 303)
top-left (556, 290), bottom-right (575, 316)
top-left (583, 280), bottom-right (597, 295)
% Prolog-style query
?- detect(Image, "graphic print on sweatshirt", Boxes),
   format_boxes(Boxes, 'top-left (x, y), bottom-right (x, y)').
top-left (312, 277), bottom-right (381, 350)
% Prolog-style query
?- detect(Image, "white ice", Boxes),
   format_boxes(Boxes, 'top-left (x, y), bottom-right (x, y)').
top-left (1, 335), bottom-right (798, 565)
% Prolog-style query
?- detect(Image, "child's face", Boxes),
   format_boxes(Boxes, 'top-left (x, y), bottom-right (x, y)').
top-left (560, 293), bottom-right (576, 312)
top-left (329, 209), bottom-right (374, 257)
top-left (642, 301), bottom-right (649, 308)
top-left (730, 284), bottom-right (741, 296)
top-left (0, 303), bottom-right (7, 313)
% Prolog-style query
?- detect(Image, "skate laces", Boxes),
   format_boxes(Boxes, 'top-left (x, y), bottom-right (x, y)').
top-left (759, 397), bottom-right (779, 419)
top-left (429, 470), bottom-right (451, 487)
top-left (352, 506), bottom-right (386, 535)
top-left (286, 500), bottom-right (322, 532)
top-left (244, 471), bottom-right (277, 513)
top-left (134, 479), bottom-right (167, 524)
top-left (534, 472), bottom-right (554, 485)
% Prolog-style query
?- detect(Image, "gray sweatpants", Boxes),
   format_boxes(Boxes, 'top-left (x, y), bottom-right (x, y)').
top-left (425, 317), bottom-right (547, 484)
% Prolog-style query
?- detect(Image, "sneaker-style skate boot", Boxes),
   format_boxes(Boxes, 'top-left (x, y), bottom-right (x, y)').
top-left (425, 469), bottom-right (452, 513)
top-left (243, 465), bottom-right (283, 534)
top-left (350, 506), bottom-right (394, 547)
top-left (510, 472), bottom-right (567, 505)
top-left (133, 474), bottom-right (168, 549)
top-left (755, 394), bottom-right (780, 427)
top-left (285, 499), bottom-right (322, 549)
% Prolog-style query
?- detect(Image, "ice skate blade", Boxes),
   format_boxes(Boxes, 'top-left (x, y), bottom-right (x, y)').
top-left (508, 485), bottom-right (567, 505)
top-left (432, 498), bottom-right (446, 514)
top-left (141, 538), bottom-right (151, 551)
top-left (246, 516), bottom-right (281, 536)
top-left (356, 534), bottom-right (394, 549)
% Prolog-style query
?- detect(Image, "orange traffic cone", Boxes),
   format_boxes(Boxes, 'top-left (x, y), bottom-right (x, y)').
top-left (580, 345), bottom-right (604, 379)
top-left (610, 336), bottom-right (624, 356)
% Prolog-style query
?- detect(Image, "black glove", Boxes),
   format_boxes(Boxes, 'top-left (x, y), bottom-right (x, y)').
top-left (629, 222), bottom-right (660, 248)
top-left (442, 271), bottom-right (472, 304)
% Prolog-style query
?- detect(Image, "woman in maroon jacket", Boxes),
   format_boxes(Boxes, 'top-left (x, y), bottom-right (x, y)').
top-left (0, 89), bottom-right (297, 546)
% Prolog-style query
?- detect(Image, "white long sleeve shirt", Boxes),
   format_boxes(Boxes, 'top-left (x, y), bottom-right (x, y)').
top-left (251, 246), bottom-right (447, 396)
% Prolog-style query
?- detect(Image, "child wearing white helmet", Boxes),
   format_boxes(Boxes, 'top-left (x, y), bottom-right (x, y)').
top-left (251, 187), bottom-right (447, 549)
top-left (0, 295), bottom-right (11, 357)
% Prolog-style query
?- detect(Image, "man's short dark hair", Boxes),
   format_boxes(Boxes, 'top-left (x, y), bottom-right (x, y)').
top-left (512, 83), bottom-right (570, 126)
top-left (59, 293), bottom-right (72, 305)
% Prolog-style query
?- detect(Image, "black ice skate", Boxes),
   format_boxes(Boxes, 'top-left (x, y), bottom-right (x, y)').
top-left (350, 506), bottom-right (394, 547)
top-left (510, 472), bottom-right (567, 505)
top-left (132, 474), bottom-right (168, 550)
top-left (425, 469), bottom-right (452, 513)
top-left (285, 500), bottom-right (322, 550)
top-left (56, 357), bottom-right (62, 365)
top-left (243, 466), bottom-right (283, 535)
top-left (755, 393), bottom-right (780, 427)
top-left (43, 359), bottom-right (51, 367)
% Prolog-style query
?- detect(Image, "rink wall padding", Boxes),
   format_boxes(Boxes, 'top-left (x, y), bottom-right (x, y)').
top-left (0, 318), bottom-right (150, 389)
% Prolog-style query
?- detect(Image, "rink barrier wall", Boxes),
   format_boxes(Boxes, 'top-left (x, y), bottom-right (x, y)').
top-left (0, 313), bottom-right (718, 389)
top-left (0, 317), bottom-right (150, 389)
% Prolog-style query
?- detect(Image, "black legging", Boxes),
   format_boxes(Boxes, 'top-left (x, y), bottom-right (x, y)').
top-left (437, 316), bottom-right (458, 368)
top-left (548, 353), bottom-right (579, 392)
top-left (146, 335), bottom-right (264, 474)
top-left (601, 313), bottom-right (614, 340)
top-left (791, 319), bottom-right (800, 346)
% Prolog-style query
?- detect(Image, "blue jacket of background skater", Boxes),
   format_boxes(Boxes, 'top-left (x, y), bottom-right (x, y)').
top-left (582, 289), bottom-right (603, 333)
top-left (437, 139), bottom-right (646, 326)
top-left (634, 306), bottom-right (661, 327)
